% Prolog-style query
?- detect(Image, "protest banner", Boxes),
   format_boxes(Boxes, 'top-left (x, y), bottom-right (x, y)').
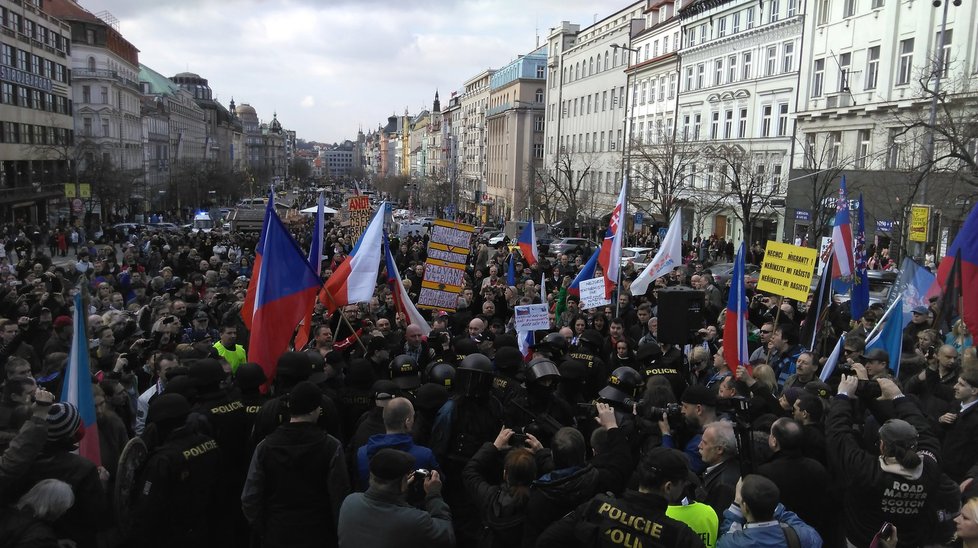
top-left (579, 277), bottom-right (610, 310)
top-left (348, 196), bottom-right (372, 241)
top-left (417, 219), bottom-right (474, 311)
top-left (909, 204), bottom-right (930, 243)
top-left (514, 304), bottom-right (550, 331)
top-left (756, 241), bottom-right (818, 302)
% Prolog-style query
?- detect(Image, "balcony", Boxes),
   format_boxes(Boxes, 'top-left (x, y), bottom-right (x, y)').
top-left (72, 68), bottom-right (140, 91)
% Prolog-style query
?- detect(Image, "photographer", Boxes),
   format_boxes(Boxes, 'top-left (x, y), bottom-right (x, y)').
top-left (461, 426), bottom-right (544, 547)
top-left (827, 375), bottom-right (948, 547)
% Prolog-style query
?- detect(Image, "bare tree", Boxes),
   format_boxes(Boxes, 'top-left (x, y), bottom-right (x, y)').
top-left (791, 133), bottom-right (853, 247)
top-left (628, 129), bottom-right (701, 222)
top-left (531, 147), bottom-right (606, 234)
top-left (706, 144), bottom-right (785, 245)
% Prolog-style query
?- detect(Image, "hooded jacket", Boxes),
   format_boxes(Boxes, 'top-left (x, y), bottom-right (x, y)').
top-left (461, 442), bottom-right (533, 548)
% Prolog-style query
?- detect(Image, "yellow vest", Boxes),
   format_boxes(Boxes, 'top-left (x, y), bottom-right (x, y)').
top-left (213, 342), bottom-right (247, 373)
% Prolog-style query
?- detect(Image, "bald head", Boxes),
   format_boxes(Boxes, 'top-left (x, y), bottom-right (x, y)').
top-left (383, 397), bottom-right (415, 433)
top-left (405, 324), bottom-right (423, 346)
top-left (468, 318), bottom-right (485, 338)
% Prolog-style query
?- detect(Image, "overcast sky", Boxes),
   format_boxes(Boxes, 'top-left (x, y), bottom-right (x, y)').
top-left (83, 0), bottom-right (628, 144)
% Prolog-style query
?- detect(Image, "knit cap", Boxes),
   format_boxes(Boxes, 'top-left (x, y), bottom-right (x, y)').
top-left (47, 402), bottom-right (80, 441)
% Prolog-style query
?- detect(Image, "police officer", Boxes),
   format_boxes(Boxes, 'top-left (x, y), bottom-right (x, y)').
top-left (188, 358), bottom-right (251, 548)
top-left (568, 329), bottom-right (608, 400)
top-left (430, 352), bottom-right (504, 546)
top-left (425, 362), bottom-right (455, 390)
top-left (232, 362), bottom-right (268, 435)
top-left (389, 354), bottom-right (422, 401)
top-left (132, 394), bottom-right (221, 548)
top-left (510, 357), bottom-right (573, 446)
top-left (536, 447), bottom-right (703, 547)
top-left (534, 331), bottom-right (569, 363)
top-left (491, 345), bottom-right (527, 407)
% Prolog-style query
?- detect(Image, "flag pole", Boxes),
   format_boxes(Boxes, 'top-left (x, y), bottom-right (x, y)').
top-left (864, 294), bottom-right (902, 343)
top-left (318, 284), bottom-right (368, 353)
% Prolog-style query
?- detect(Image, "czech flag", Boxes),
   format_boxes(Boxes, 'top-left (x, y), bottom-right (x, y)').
top-left (517, 329), bottom-right (534, 361)
top-left (722, 243), bottom-right (750, 375)
top-left (63, 292), bottom-right (100, 466)
top-left (598, 180), bottom-right (627, 298)
top-left (293, 193), bottom-right (326, 351)
top-left (320, 204), bottom-right (385, 312)
top-left (933, 201), bottom-right (978, 335)
top-left (383, 234), bottom-right (431, 336)
top-left (518, 220), bottom-right (538, 266)
top-left (569, 248), bottom-right (600, 297)
top-left (249, 207), bottom-right (323, 381)
top-left (241, 195), bottom-right (274, 330)
top-left (831, 176), bottom-right (855, 280)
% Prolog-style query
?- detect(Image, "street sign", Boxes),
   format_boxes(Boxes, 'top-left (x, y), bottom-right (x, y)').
top-left (658, 227), bottom-right (668, 240)
top-left (446, 203), bottom-right (456, 219)
top-left (72, 198), bottom-right (83, 213)
top-left (909, 204), bottom-right (930, 242)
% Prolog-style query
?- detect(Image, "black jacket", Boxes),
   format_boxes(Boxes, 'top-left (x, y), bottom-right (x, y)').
top-left (826, 395), bottom-right (944, 548)
top-left (698, 458), bottom-right (741, 517)
top-left (521, 427), bottom-right (632, 547)
top-left (756, 449), bottom-right (833, 540)
top-left (462, 442), bottom-right (531, 548)
top-left (536, 490), bottom-right (702, 548)
top-left (939, 400), bottom-right (978, 482)
top-left (242, 422), bottom-right (350, 548)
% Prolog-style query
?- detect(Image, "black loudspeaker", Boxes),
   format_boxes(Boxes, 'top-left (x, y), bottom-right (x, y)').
top-left (656, 287), bottom-right (705, 344)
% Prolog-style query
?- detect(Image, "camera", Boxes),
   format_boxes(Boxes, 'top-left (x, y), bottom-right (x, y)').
top-left (716, 396), bottom-right (751, 421)
top-left (413, 468), bottom-right (431, 483)
top-left (646, 402), bottom-right (683, 421)
top-left (509, 431), bottom-right (528, 447)
top-left (854, 379), bottom-right (882, 400)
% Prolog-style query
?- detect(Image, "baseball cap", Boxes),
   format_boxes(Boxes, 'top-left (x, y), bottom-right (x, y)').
top-left (860, 348), bottom-right (890, 363)
top-left (879, 419), bottom-right (918, 447)
top-left (288, 381), bottom-right (322, 415)
top-left (644, 447), bottom-right (690, 482)
top-left (912, 305), bottom-right (929, 315)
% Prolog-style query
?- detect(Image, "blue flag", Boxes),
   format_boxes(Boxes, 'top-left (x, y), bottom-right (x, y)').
top-left (866, 297), bottom-right (905, 376)
top-left (851, 194), bottom-right (869, 321)
top-left (507, 253), bottom-right (516, 287)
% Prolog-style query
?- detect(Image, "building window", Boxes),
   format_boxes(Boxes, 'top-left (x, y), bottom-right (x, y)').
top-left (81, 85), bottom-right (90, 103)
top-left (658, 78), bottom-right (665, 101)
top-left (761, 105), bottom-right (773, 136)
top-left (732, 12), bottom-right (741, 33)
top-left (693, 114), bottom-right (702, 139)
top-left (683, 115), bottom-right (691, 140)
top-left (787, 0), bottom-right (798, 16)
top-left (746, 7), bottom-right (755, 29)
top-left (871, 0), bottom-right (884, 8)
top-left (843, 0), bottom-right (856, 18)
top-left (718, 18), bottom-right (727, 37)
top-left (715, 59), bottom-right (724, 85)
top-left (699, 25), bottom-right (707, 43)
top-left (817, 0), bottom-right (830, 25)
top-left (738, 108), bottom-right (748, 138)
top-left (0, 82), bottom-right (11, 104)
top-left (812, 58), bottom-right (825, 96)
top-left (742, 51), bottom-right (752, 80)
top-left (818, 57), bottom-right (846, 95)
top-left (856, 129), bottom-right (871, 168)
top-left (669, 73), bottom-right (676, 98)
top-left (865, 46), bottom-right (880, 89)
top-left (0, 44), bottom-right (11, 66)
top-left (770, 0), bottom-right (781, 22)
top-left (685, 67), bottom-right (694, 91)
top-left (830, 131), bottom-right (842, 166)
top-left (804, 133), bottom-right (817, 168)
top-left (727, 55), bottom-right (738, 82)
top-left (602, 90), bottom-right (607, 111)
top-left (783, 42), bottom-right (795, 72)
top-left (536, 64), bottom-right (545, 78)
top-left (696, 64), bottom-right (705, 88)
top-left (711, 112), bottom-right (720, 139)
top-left (897, 38), bottom-right (914, 85)
top-left (664, 35), bottom-right (670, 52)
top-left (766, 45), bottom-right (778, 76)
top-left (535, 89), bottom-right (544, 102)
top-left (101, 86), bottom-right (109, 104)
top-left (686, 28), bottom-right (696, 47)
top-left (937, 29), bottom-right (953, 78)
top-left (15, 50), bottom-right (26, 70)
top-left (533, 143), bottom-right (543, 159)
top-left (724, 110), bottom-right (733, 139)
top-left (83, 117), bottom-right (92, 136)
top-left (641, 80), bottom-right (648, 104)
top-left (777, 102), bottom-right (789, 136)
top-left (534, 116), bottom-right (544, 132)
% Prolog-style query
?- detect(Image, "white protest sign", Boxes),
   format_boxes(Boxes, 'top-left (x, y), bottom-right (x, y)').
top-left (579, 277), bottom-right (611, 310)
top-left (513, 303), bottom-right (550, 331)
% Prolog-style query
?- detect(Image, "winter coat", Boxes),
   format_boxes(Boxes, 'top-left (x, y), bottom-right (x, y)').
top-left (462, 442), bottom-right (531, 548)
top-left (337, 483), bottom-right (454, 548)
top-left (355, 432), bottom-right (439, 491)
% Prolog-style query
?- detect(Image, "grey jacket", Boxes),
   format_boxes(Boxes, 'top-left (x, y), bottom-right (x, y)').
top-left (337, 483), bottom-right (454, 548)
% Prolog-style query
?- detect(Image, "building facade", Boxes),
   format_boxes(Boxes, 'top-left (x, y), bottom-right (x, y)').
top-left (47, 1), bottom-right (142, 219)
top-left (486, 46), bottom-right (548, 221)
top-left (458, 69), bottom-right (494, 221)
top-left (788, 0), bottom-right (978, 254)
top-left (0, 0), bottom-right (73, 224)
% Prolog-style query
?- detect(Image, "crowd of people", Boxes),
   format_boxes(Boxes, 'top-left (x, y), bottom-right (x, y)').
top-left (0, 211), bottom-right (976, 548)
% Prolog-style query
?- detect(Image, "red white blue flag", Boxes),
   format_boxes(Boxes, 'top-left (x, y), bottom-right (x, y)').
top-left (241, 195), bottom-right (274, 330)
top-left (831, 176), bottom-right (855, 280)
top-left (722, 242), bottom-right (750, 374)
top-left (320, 204), bottom-right (384, 311)
top-left (383, 234), bottom-right (430, 336)
top-left (518, 219), bottom-right (538, 266)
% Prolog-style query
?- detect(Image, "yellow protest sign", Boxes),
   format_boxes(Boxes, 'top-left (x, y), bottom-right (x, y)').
top-left (909, 204), bottom-right (930, 243)
top-left (756, 241), bottom-right (818, 302)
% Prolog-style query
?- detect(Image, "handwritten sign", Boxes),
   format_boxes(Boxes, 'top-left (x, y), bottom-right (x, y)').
top-left (418, 219), bottom-right (474, 311)
top-left (348, 196), bottom-right (372, 241)
top-left (579, 277), bottom-right (611, 310)
top-left (756, 241), bottom-right (818, 302)
top-left (514, 303), bottom-right (550, 332)
top-left (909, 204), bottom-right (930, 243)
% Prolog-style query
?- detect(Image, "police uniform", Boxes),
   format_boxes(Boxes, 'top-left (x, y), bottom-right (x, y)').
top-left (537, 490), bottom-right (704, 548)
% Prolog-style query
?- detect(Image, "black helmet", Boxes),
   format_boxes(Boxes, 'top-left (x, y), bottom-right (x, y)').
top-left (425, 362), bottom-right (456, 389)
top-left (234, 362), bottom-right (267, 391)
top-left (494, 346), bottom-right (523, 373)
top-left (577, 329), bottom-right (604, 351)
top-left (458, 352), bottom-right (493, 374)
top-left (456, 353), bottom-right (493, 398)
top-left (534, 332), bottom-right (569, 360)
top-left (605, 366), bottom-right (643, 399)
top-left (524, 357), bottom-right (561, 384)
top-left (389, 355), bottom-right (421, 391)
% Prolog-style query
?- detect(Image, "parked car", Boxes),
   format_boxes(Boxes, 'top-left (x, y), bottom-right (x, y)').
top-left (549, 237), bottom-right (596, 256)
top-left (487, 232), bottom-right (508, 246)
top-left (147, 222), bottom-right (182, 235)
top-left (710, 262), bottom-right (762, 286)
top-left (830, 269), bottom-right (899, 306)
top-left (620, 247), bottom-right (656, 271)
top-left (111, 223), bottom-right (144, 238)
